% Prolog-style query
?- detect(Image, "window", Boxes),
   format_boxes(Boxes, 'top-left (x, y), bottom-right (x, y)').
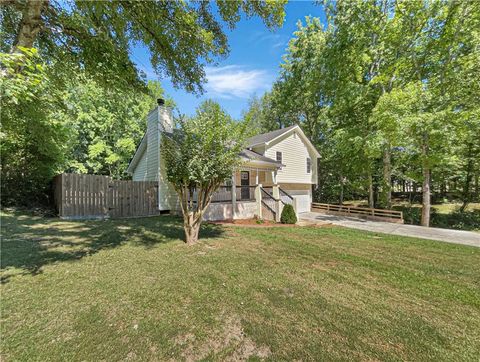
top-left (306, 158), bottom-right (311, 173)
top-left (276, 151), bottom-right (282, 163)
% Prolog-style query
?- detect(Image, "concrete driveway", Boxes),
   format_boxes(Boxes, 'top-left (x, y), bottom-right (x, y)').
top-left (299, 212), bottom-right (480, 248)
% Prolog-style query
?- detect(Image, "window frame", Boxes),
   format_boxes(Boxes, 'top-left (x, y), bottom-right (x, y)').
top-left (276, 151), bottom-right (282, 163)
top-left (306, 157), bottom-right (311, 173)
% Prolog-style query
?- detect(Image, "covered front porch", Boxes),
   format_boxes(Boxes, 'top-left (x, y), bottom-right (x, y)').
top-left (205, 155), bottom-right (296, 221)
top-left (211, 167), bottom-right (279, 203)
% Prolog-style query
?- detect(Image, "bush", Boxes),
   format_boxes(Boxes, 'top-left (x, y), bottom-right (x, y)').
top-left (394, 205), bottom-right (480, 231)
top-left (432, 210), bottom-right (480, 231)
top-left (280, 204), bottom-right (297, 224)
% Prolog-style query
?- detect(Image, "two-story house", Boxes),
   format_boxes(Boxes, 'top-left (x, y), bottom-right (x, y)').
top-left (126, 100), bottom-right (320, 221)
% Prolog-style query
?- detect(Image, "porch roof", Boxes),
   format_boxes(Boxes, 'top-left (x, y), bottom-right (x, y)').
top-left (239, 149), bottom-right (283, 170)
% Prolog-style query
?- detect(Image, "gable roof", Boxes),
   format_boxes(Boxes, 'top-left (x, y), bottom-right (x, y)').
top-left (246, 125), bottom-right (320, 158)
top-left (126, 133), bottom-right (147, 174)
top-left (239, 149), bottom-right (283, 168)
top-left (245, 125), bottom-right (297, 148)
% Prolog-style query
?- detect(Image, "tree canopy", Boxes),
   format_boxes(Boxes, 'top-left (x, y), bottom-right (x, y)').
top-left (243, 0), bottom-right (480, 226)
top-left (1, 0), bottom-right (286, 92)
top-left (1, 0), bottom-right (286, 207)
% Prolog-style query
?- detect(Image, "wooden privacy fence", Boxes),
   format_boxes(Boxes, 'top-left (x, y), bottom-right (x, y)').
top-left (311, 203), bottom-right (404, 224)
top-left (54, 173), bottom-right (160, 219)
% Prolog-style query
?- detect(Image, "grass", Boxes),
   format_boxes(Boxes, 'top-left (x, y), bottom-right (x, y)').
top-left (1, 211), bottom-right (480, 361)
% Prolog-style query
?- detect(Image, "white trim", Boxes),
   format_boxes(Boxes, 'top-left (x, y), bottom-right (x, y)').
top-left (126, 134), bottom-right (147, 174)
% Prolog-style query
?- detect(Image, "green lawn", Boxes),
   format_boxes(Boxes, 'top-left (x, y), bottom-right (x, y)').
top-left (1, 211), bottom-right (480, 361)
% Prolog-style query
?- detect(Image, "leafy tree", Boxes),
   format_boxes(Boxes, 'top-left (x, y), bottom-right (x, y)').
top-left (59, 78), bottom-right (171, 178)
top-left (1, 47), bottom-right (172, 205)
top-left (1, 0), bottom-right (286, 92)
top-left (162, 101), bottom-right (248, 244)
top-left (252, 0), bottom-right (480, 228)
top-left (1, 0), bottom-right (286, 208)
top-left (1, 48), bottom-right (68, 206)
top-left (241, 95), bottom-right (267, 134)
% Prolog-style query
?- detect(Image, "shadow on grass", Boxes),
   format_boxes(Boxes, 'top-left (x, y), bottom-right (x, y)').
top-left (0, 211), bottom-right (224, 284)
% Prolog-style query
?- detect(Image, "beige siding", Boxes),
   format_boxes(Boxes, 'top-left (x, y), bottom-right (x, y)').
top-left (132, 148), bottom-right (148, 181)
top-left (264, 131), bottom-right (318, 184)
top-left (134, 107), bottom-right (180, 211)
top-left (145, 109), bottom-right (159, 181)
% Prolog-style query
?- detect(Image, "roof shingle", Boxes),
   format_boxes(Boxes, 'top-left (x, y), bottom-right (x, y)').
top-left (245, 125), bottom-right (297, 147)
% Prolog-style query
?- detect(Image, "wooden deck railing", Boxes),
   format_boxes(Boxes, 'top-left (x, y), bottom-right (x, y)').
top-left (311, 203), bottom-right (403, 223)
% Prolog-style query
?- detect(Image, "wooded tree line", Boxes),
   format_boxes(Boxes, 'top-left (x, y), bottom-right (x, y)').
top-left (1, 0), bottom-right (285, 207)
top-left (1, 47), bottom-right (166, 206)
top-left (243, 0), bottom-right (480, 226)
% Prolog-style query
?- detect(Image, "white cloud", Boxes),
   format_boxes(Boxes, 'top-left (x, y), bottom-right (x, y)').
top-left (251, 32), bottom-right (288, 50)
top-left (205, 65), bottom-right (272, 99)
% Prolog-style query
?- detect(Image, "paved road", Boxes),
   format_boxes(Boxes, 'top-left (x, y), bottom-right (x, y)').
top-left (299, 212), bottom-right (480, 248)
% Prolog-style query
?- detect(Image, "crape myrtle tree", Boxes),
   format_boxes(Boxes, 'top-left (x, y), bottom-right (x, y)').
top-left (162, 101), bottom-right (248, 245)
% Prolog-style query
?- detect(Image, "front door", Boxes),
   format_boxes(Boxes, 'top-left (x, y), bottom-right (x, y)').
top-left (241, 171), bottom-right (250, 200)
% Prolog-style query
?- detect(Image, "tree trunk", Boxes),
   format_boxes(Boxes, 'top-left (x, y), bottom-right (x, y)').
top-left (339, 175), bottom-right (344, 206)
top-left (421, 134), bottom-right (430, 227)
top-left (183, 210), bottom-right (203, 245)
top-left (368, 172), bottom-right (374, 208)
top-left (381, 145), bottom-right (392, 209)
top-left (460, 143), bottom-right (474, 212)
top-left (12, 0), bottom-right (48, 52)
top-left (475, 173), bottom-right (479, 200)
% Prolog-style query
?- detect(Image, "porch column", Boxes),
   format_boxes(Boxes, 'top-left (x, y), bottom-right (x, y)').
top-left (272, 170), bottom-right (277, 185)
top-left (255, 184), bottom-right (262, 219)
top-left (273, 185), bottom-right (282, 222)
top-left (255, 169), bottom-right (259, 185)
top-left (231, 173), bottom-right (237, 219)
top-left (272, 185), bottom-right (280, 199)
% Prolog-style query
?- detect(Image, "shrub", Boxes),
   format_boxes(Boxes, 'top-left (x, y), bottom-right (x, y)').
top-left (280, 204), bottom-right (297, 224)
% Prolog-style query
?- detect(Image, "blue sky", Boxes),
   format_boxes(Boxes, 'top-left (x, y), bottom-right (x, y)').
top-left (131, 1), bottom-right (326, 119)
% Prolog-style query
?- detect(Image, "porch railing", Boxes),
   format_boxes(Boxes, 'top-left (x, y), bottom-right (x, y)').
top-left (186, 185), bottom-right (257, 204)
top-left (260, 186), bottom-right (293, 206)
top-left (279, 187), bottom-right (293, 205)
top-left (208, 185), bottom-right (256, 203)
top-left (260, 188), bottom-right (277, 221)
top-left (236, 185), bottom-right (256, 201)
top-left (211, 186), bottom-right (232, 203)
